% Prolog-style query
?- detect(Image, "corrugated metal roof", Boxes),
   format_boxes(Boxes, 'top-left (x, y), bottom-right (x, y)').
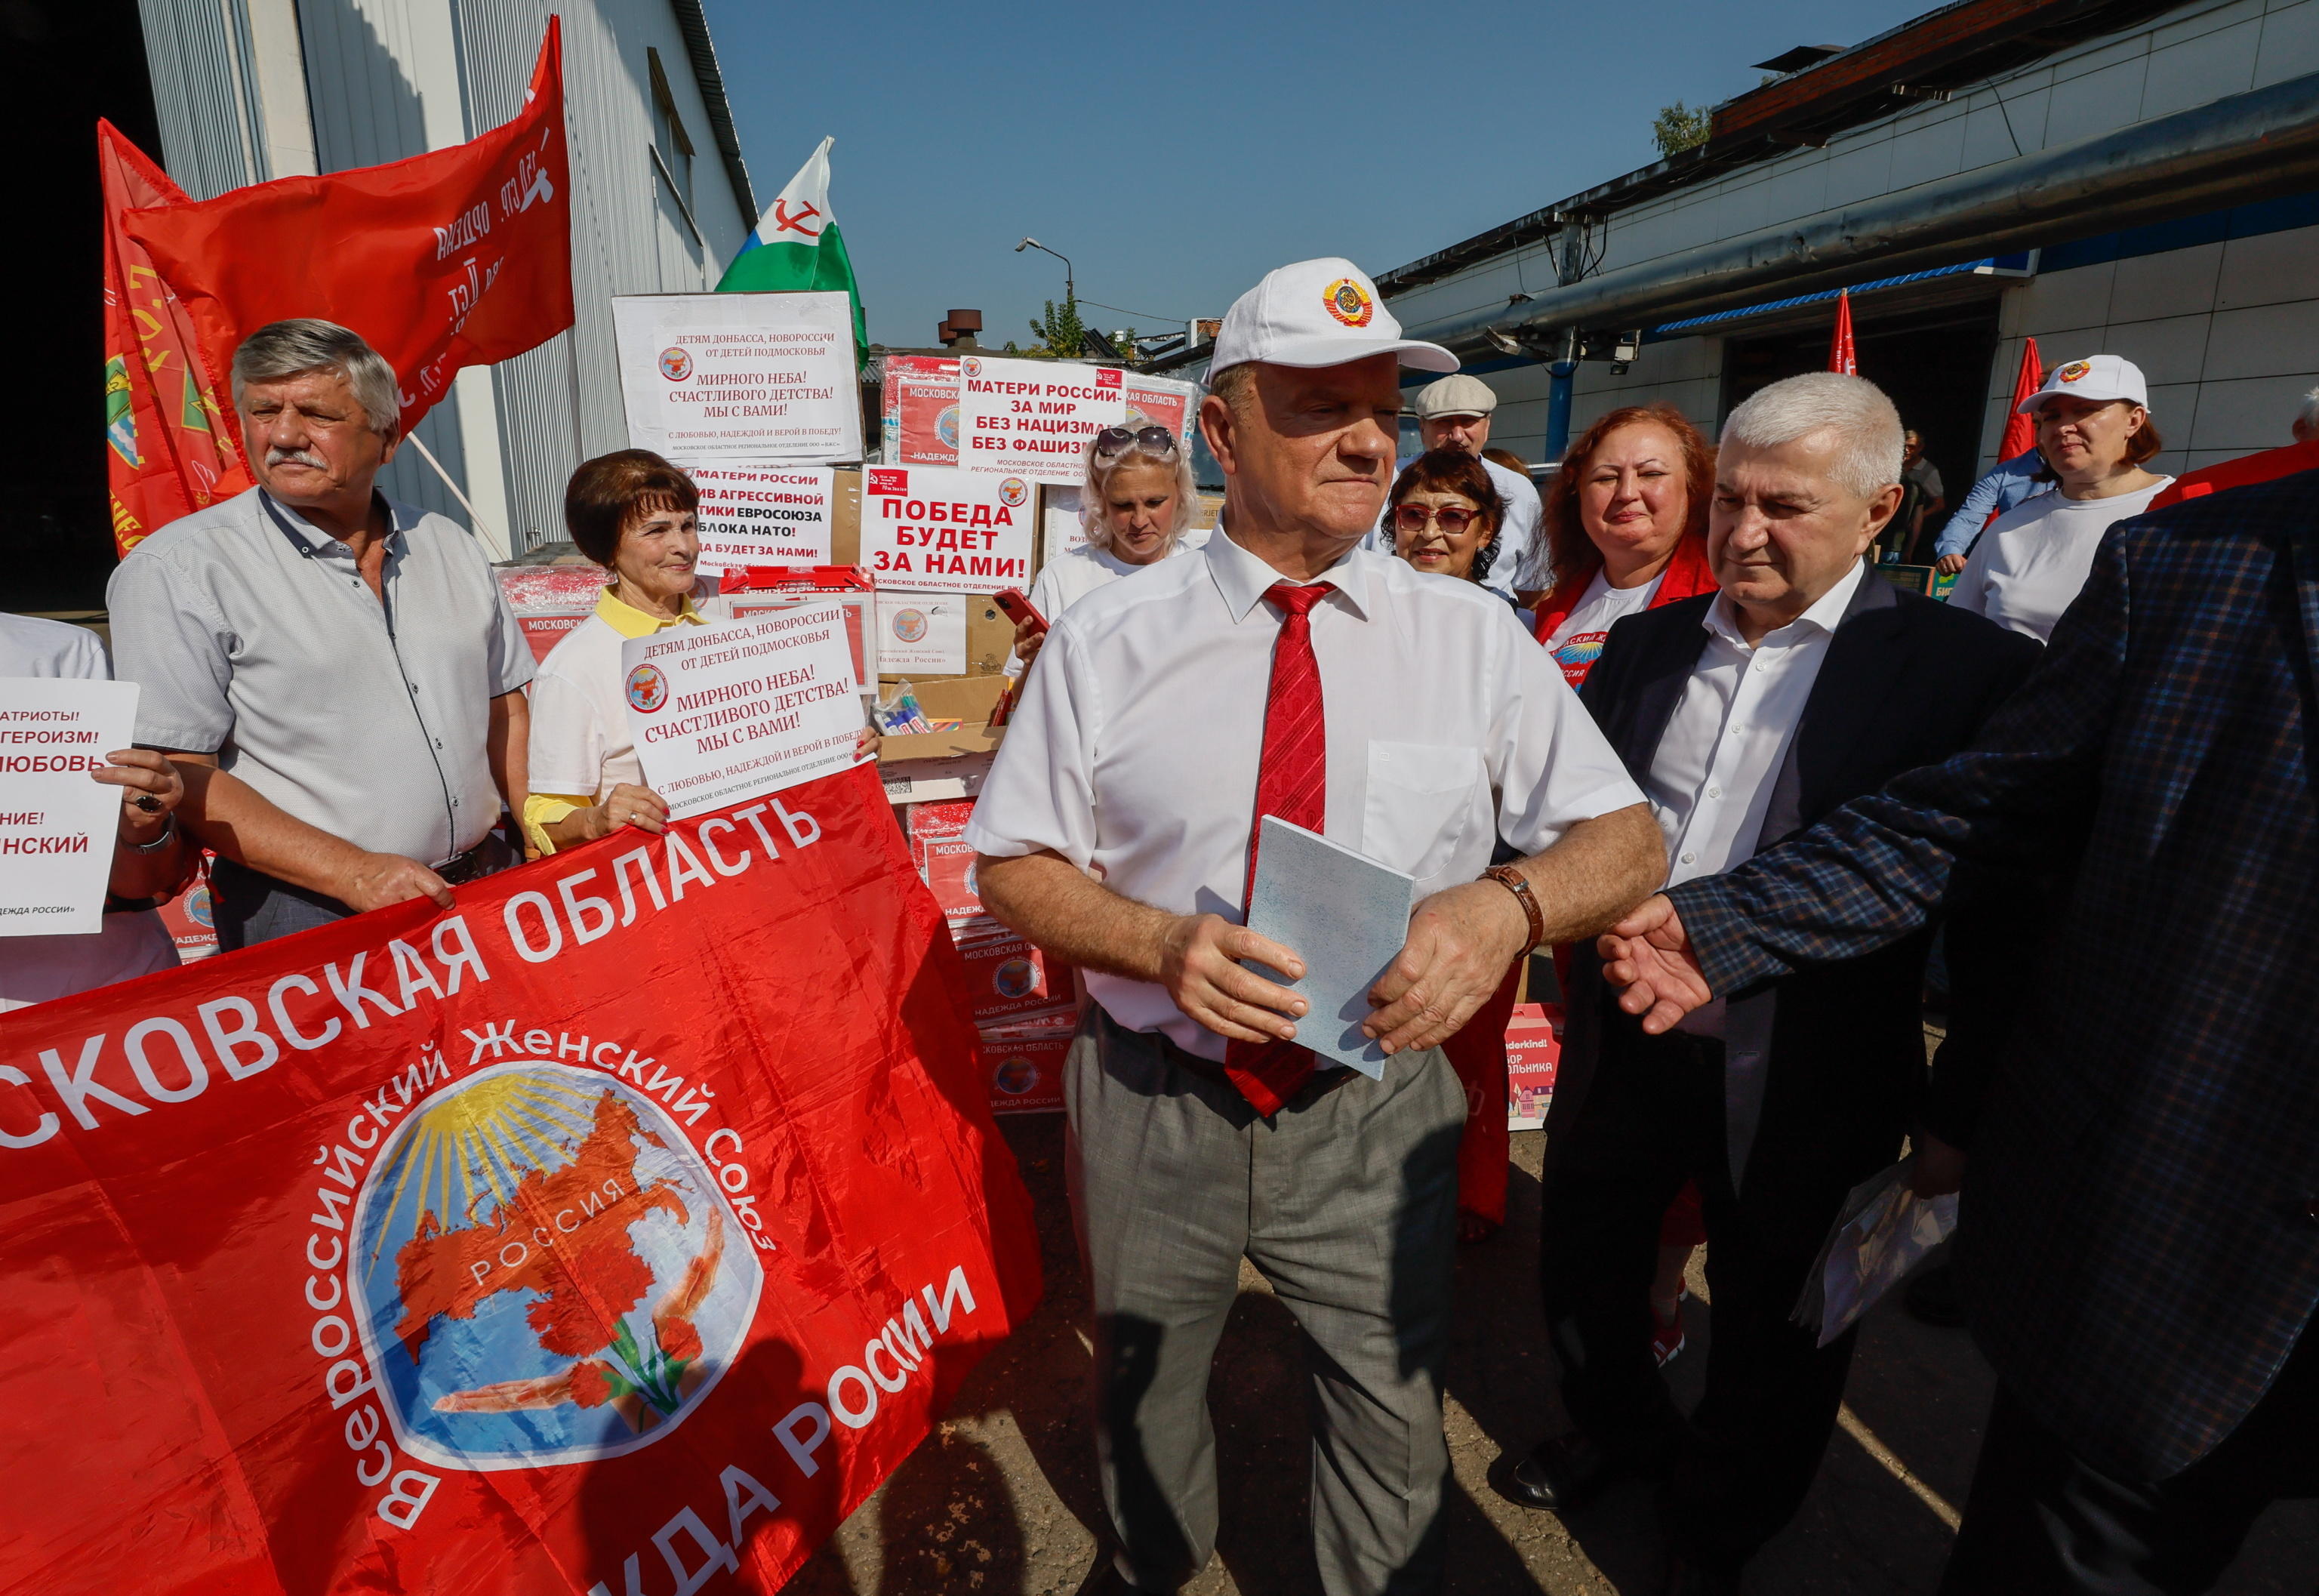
top-left (668, 0), bottom-right (755, 221)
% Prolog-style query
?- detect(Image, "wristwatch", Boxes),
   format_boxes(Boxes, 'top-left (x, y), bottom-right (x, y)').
top-left (1483, 864), bottom-right (1546, 954)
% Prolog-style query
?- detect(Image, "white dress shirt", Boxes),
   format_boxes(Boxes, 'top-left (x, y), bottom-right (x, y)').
top-left (1645, 559), bottom-right (1865, 1037)
top-left (1001, 533), bottom-right (1206, 680)
top-left (1363, 454), bottom-right (1540, 604)
top-left (965, 527), bottom-right (1645, 1061)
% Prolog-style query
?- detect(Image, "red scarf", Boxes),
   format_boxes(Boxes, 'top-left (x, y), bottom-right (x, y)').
top-left (1527, 534), bottom-right (1717, 649)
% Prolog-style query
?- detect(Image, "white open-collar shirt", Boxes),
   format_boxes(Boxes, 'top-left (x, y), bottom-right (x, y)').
top-left (965, 526), bottom-right (1644, 1061)
top-left (1646, 558), bottom-right (1865, 1038)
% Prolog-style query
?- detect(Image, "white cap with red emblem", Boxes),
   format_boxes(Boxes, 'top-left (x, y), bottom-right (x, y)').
top-left (1208, 257), bottom-right (1458, 377)
top-left (2019, 353), bottom-right (2150, 413)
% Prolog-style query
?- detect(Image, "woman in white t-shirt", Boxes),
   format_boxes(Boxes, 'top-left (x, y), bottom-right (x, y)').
top-left (1008, 424), bottom-right (1201, 676)
top-left (1528, 402), bottom-right (1719, 690)
top-left (1954, 354), bottom-right (2173, 643)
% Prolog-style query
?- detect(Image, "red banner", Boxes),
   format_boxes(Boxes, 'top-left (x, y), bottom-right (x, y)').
top-left (122, 20), bottom-right (574, 442)
top-left (0, 766), bottom-right (1040, 1594)
top-left (100, 121), bottom-right (253, 557)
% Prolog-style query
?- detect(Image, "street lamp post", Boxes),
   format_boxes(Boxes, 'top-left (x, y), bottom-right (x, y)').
top-left (1014, 237), bottom-right (1075, 307)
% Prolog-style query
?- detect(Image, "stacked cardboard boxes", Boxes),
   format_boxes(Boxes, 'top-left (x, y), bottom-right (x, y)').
top-left (904, 800), bottom-right (1076, 1114)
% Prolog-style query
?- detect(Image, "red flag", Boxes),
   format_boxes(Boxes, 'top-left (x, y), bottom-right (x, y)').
top-left (1827, 290), bottom-right (1857, 376)
top-left (0, 767), bottom-right (1041, 1594)
top-left (122, 19), bottom-right (573, 442)
top-left (100, 122), bottom-right (252, 557)
top-left (2148, 437), bottom-right (2319, 511)
top-left (1997, 336), bottom-right (2043, 461)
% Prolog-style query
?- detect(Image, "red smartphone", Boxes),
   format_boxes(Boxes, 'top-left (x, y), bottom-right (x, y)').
top-left (993, 588), bottom-right (1049, 633)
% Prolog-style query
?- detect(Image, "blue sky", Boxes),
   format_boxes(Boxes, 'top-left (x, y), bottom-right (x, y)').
top-left (699, 0), bottom-right (1934, 350)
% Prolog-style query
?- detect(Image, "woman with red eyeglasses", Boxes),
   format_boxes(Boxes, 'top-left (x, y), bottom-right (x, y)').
top-left (1007, 424), bottom-right (1203, 676)
top-left (1378, 451), bottom-right (1523, 1242)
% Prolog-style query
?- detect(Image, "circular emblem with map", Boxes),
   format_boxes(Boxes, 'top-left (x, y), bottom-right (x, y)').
top-left (624, 664), bottom-right (668, 713)
top-left (993, 1055), bottom-right (1039, 1096)
top-left (936, 406), bottom-right (960, 449)
top-left (960, 356), bottom-right (984, 380)
top-left (993, 957), bottom-right (1037, 999)
top-left (997, 477), bottom-right (1030, 508)
top-left (349, 1063), bottom-right (764, 1470)
top-left (891, 608), bottom-right (929, 642)
top-left (658, 347), bottom-right (693, 381)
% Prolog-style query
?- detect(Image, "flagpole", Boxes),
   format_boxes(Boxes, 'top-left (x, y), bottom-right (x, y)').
top-left (405, 431), bottom-right (500, 548)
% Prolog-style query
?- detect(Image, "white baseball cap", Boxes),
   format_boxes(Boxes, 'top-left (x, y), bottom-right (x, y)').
top-left (2019, 353), bottom-right (2150, 413)
top-left (1209, 257), bottom-right (1458, 377)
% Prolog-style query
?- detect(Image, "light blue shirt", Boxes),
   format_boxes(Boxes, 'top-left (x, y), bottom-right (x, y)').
top-left (1934, 450), bottom-right (2050, 559)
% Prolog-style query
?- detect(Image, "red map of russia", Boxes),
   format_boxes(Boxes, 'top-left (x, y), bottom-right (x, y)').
top-left (393, 1092), bottom-right (690, 1361)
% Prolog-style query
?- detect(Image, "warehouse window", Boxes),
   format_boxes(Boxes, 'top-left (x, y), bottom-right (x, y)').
top-left (645, 48), bottom-right (694, 210)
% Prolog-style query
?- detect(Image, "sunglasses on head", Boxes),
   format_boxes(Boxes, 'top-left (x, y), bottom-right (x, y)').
top-left (1094, 425), bottom-right (1179, 459)
top-left (1393, 503), bottom-right (1479, 536)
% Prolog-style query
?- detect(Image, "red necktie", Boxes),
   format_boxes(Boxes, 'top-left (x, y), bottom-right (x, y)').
top-left (1224, 582), bottom-right (1331, 1115)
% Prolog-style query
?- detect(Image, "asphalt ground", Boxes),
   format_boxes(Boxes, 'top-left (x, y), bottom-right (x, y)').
top-left (786, 1116), bottom-right (2319, 1595)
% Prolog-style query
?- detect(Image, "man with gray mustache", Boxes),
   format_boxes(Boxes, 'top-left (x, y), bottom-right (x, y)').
top-left (106, 319), bottom-right (533, 946)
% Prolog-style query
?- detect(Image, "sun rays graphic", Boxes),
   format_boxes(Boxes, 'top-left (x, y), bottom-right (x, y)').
top-left (365, 1073), bottom-right (608, 1277)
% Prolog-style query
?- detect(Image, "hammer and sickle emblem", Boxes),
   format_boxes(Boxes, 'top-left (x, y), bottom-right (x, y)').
top-left (772, 199), bottom-right (822, 238)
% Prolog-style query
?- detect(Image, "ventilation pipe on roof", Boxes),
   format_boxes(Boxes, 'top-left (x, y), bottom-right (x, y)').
top-left (1426, 68), bottom-right (2319, 363)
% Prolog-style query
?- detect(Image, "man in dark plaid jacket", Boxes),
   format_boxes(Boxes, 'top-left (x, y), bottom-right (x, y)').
top-left (1600, 468), bottom-right (2319, 1593)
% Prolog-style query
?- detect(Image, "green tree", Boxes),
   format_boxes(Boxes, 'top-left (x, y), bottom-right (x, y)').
top-left (1652, 100), bottom-right (1713, 158)
top-left (1024, 296), bottom-right (1087, 361)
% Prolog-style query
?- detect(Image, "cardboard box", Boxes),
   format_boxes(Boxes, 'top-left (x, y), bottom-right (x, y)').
top-left (958, 932), bottom-right (1073, 1022)
top-left (153, 861), bottom-right (219, 963)
top-left (921, 837), bottom-right (982, 919)
top-left (877, 675), bottom-right (1010, 763)
top-left (1505, 1002), bottom-right (1563, 1131)
top-left (980, 1031), bottom-right (1067, 1115)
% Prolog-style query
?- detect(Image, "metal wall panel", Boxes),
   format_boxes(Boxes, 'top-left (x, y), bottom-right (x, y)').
top-left (454, 0), bottom-right (753, 548)
top-left (139, 0), bottom-right (266, 198)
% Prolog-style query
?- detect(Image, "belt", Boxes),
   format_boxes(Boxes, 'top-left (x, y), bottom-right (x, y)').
top-left (433, 841), bottom-right (500, 886)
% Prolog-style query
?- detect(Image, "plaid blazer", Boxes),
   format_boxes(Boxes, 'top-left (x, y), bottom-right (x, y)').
top-left (1673, 469), bottom-right (2319, 1482)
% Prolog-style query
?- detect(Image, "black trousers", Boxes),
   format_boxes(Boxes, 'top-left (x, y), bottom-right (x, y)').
top-left (1538, 1027), bottom-right (1901, 1569)
top-left (1939, 1315), bottom-right (2319, 1594)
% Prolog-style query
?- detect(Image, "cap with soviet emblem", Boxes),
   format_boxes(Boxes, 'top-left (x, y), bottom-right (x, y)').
top-left (1208, 257), bottom-right (1458, 377)
top-left (2018, 353), bottom-right (2151, 414)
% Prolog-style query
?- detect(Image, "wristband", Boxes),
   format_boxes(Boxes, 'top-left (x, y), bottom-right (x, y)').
top-left (123, 813), bottom-right (178, 853)
top-left (1483, 864), bottom-right (1545, 954)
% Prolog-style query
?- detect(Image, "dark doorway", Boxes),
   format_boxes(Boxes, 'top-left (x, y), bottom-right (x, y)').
top-left (1721, 298), bottom-right (2003, 550)
top-left (2, 0), bottom-right (163, 612)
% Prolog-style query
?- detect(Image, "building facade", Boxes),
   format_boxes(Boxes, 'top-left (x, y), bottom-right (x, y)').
top-left (1366, 0), bottom-right (2319, 506)
top-left (134, 0), bottom-right (757, 556)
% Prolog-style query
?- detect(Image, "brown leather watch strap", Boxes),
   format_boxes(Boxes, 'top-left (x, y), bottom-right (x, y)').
top-left (1483, 863), bottom-right (1546, 954)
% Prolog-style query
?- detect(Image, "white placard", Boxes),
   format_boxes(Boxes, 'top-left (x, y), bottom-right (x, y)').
top-left (680, 464), bottom-right (835, 572)
top-left (612, 291), bottom-right (861, 464)
top-left (0, 679), bottom-right (135, 937)
top-left (860, 465), bottom-right (1034, 592)
top-left (957, 353), bottom-right (1125, 479)
top-left (622, 605), bottom-right (865, 818)
top-left (875, 593), bottom-right (967, 675)
top-left (1041, 485), bottom-right (1088, 565)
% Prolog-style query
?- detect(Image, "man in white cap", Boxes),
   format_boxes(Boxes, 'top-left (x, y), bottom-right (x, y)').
top-left (968, 257), bottom-right (1663, 1594)
top-left (1375, 372), bottom-right (1541, 603)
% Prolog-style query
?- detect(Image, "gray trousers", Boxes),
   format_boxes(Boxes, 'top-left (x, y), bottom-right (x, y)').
top-left (1066, 1007), bottom-right (1467, 1595)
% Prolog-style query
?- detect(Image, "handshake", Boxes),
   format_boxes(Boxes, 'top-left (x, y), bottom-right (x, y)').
top-left (1596, 893), bottom-right (1714, 1032)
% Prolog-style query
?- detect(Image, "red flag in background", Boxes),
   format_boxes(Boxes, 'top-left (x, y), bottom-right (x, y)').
top-left (1827, 289), bottom-right (1857, 376)
top-left (100, 122), bottom-right (252, 557)
top-left (122, 19), bottom-right (573, 445)
top-left (1998, 335), bottom-right (2043, 460)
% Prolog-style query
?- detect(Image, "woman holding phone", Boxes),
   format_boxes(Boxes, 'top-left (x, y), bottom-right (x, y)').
top-left (1006, 424), bottom-right (1203, 675)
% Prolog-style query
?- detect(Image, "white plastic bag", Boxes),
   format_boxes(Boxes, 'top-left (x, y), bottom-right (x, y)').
top-left (1791, 1158), bottom-right (1959, 1347)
